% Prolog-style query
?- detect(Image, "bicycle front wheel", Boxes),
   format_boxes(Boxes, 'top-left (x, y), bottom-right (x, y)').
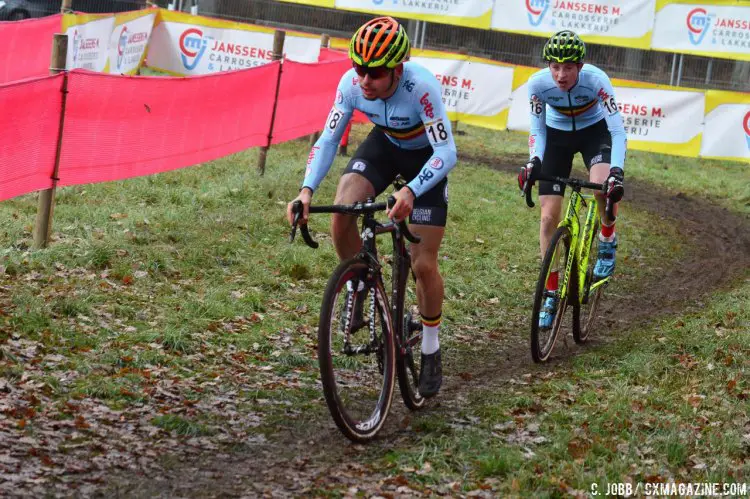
top-left (573, 224), bottom-right (604, 344)
top-left (531, 226), bottom-right (573, 363)
top-left (318, 258), bottom-right (396, 442)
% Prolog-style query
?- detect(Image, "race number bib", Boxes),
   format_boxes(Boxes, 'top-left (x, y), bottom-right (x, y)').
top-left (602, 96), bottom-right (618, 116)
top-left (530, 95), bottom-right (543, 116)
top-left (425, 119), bottom-right (449, 147)
top-left (327, 106), bottom-right (344, 133)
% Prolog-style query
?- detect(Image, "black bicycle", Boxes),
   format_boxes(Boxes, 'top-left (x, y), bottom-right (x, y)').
top-left (290, 195), bottom-right (426, 442)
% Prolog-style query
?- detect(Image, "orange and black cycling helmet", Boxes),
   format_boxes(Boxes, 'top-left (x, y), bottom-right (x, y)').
top-left (349, 16), bottom-right (410, 68)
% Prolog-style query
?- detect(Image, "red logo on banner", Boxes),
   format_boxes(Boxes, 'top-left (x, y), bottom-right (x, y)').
top-left (686, 8), bottom-right (708, 34)
top-left (526, 0), bottom-right (544, 15)
top-left (179, 28), bottom-right (203, 57)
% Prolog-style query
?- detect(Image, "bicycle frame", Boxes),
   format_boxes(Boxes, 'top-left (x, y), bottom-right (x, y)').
top-left (556, 188), bottom-right (603, 305)
top-left (526, 173), bottom-right (611, 307)
top-left (290, 197), bottom-right (421, 357)
top-left (368, 214), bottom-right (418, 357)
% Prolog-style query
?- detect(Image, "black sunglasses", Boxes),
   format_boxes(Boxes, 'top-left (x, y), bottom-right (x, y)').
top-left (352, 63), bottom-right (391, 80)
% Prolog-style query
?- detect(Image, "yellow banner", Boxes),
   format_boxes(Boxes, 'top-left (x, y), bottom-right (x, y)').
top-left (154, 9), bottom-right (320, 39)
top-left (278, 0), bottom-right (334, 6)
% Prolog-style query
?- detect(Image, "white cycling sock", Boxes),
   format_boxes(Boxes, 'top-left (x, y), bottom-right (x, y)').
top-left (421, 314), bottom-right (441, 355)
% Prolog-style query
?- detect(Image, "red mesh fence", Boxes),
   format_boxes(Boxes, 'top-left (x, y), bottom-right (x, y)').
top-left (0, 15), bottom-right (59, 84)
top-left (272, 58), bottom-right (350, 144)
top-left (0, 75), bottom-right (64, 202)
top-left (57, 63), bottom-right (280, 186)
top-left (318, 48), bottom-right (349, 62)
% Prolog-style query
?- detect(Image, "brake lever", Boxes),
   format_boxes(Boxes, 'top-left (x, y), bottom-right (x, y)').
top-left (289, 201), bottom-right (302, 243)
top-left (523, 181), bottom-right (535, 208)
top-left (387, 195), bottom-right (422, 244)
top-left (289, 200), bottom-right (320, 248)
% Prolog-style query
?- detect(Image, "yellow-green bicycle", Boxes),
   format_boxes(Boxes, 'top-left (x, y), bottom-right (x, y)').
top-left (523, 174), bottom-right (616, 363)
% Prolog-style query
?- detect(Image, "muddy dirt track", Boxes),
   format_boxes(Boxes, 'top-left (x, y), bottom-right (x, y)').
top-left (104, 156), bottom-right (750, 498)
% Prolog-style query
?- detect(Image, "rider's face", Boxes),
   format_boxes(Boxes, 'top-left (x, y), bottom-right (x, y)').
top-left (356, 64), bottom-right (403, 100)
top-left (549, 62), bottom-right (583, 91)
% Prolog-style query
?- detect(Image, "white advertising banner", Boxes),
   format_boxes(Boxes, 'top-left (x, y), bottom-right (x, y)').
top-left (508, 81), bottom-right (533, 132)
top-left (411, 56), bottom-right (514, 122)
top-left (334, 0), bottom-right (494, 29)
top-left (147, 11), bottom-right (320, 76)
top-left (64, 15), bottom-right (116, 72)
top-left (490, 0), bottom-right (656, 49)
top-left (701, 104), bottom-right (750, 161)
top-left (652, 2), bottom-right (750, 61)
top-left (108, 12), bottom-right (156, 74)
top-left (508, 83), bottom-right (705, 156)
top-left (615, 87), bottom-right (704, 145)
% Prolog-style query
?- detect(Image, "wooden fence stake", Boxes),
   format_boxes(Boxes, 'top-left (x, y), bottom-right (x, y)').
top-left (257, 30), bottom-right (286, 175)
top-left (33, 34), bottom-right (69, 249)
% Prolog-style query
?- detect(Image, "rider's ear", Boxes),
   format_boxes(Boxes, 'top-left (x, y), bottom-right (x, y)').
top-left (576, 63), bottom-right (584, 70)
top-left (394, 64), bottom-right (404, 77)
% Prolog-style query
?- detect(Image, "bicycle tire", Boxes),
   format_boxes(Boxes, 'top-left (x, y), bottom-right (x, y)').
top-left (396, 274), bottom-right (426, 410)
top-left (530, 226), bottom-right (573, 363)
top-left (573, 223), bottom-right (604, 344)
top-left (318, 257), bottom-right (396, 442)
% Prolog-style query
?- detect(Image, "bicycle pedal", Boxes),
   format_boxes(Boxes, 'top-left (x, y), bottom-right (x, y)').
top-left (407, 320), bottom-right (422, 333)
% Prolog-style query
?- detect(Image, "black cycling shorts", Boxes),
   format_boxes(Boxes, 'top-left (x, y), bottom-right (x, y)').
top-left (342, 128), bottom-right (448, 227)
top-left (539, 119), bottom-right (612, 197)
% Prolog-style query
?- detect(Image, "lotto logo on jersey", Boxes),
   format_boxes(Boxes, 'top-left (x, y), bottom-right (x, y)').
top-left (686, 8), bottom-right (713, 45)
top-left (420, 93), bottom-right (435, 119)
top-left (307, 146), bottom-right (319, 166)
top-left (429, 158), bottom-right (443, 170)
top-left (525, 0), bottom-right (550, 26)
top-left (743, 110), bottom-right (750, 151)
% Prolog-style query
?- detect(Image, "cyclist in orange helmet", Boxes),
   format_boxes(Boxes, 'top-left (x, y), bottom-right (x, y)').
top-left (287, 16), bottom-right (458, 398)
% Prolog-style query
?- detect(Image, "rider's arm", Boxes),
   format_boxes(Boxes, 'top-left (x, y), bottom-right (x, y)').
top-left (301, 74), bottom-right (355, 193)
top-left (594, 71), bottom-right (627, 170)
top-left (405, 79), bottom-right (457, 198)
top-left (528, 78), bottom-right (547, 162)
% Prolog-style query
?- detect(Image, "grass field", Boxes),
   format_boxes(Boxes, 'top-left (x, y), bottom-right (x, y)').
top-left (0, 124), bottom-right (748, 496)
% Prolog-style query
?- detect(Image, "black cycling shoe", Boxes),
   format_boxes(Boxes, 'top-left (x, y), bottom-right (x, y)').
top-left (419, 349), bottom-right (442, 398)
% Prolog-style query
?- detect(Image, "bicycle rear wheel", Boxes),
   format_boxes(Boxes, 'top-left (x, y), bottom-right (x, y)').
top-left (573, 227), bottom-right (605, 344)
top-left (318, 257), bottom-right (396, 442)
top-left (531, 226), bottom-right (573, 363)
top-left (396, 270), bottom-right (426, 410)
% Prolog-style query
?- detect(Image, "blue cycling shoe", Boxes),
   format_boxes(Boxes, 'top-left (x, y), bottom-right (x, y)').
top-left (593, 235), bottom-right (618, 280)
top-left (539, 294), bottom-right (558, 330)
